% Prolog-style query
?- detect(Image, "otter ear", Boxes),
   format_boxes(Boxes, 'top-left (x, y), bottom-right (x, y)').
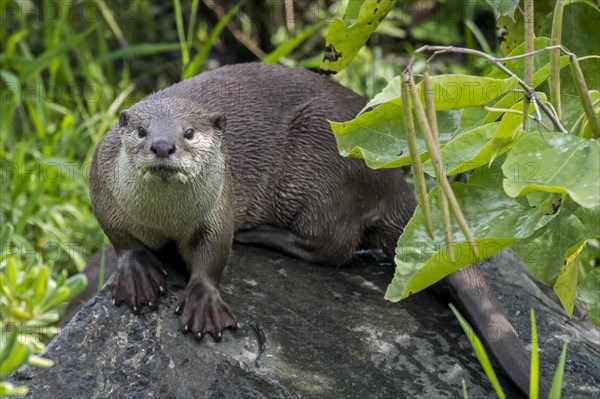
top-left (209, 112), bottom-right (226, 132)
top-left (118, 110), bottom-right (130, 127)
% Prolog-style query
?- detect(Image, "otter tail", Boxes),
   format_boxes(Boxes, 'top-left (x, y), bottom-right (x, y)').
top-left (440, 264), bottom-right (549, 398)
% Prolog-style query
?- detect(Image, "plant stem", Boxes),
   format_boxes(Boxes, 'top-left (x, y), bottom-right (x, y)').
top-left (424, 69), bottom-right (454, 262)
top-left (407, 74), bottom-right (479, 260)
top-left (523, 0), bottom-right (535, 130)
top-left (401, 73), bottom-right (434, 239)
top-left (550, 0), bottom-right (565, 119)
top-left (569, 55), bottom-right (600, 138)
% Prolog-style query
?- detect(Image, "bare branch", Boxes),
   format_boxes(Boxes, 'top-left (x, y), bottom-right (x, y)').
top-left (405, 45), bottom-right (569, 133)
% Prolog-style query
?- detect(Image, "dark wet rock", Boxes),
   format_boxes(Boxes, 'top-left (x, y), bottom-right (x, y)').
top-left (11, 246), bottom-right (600, 398)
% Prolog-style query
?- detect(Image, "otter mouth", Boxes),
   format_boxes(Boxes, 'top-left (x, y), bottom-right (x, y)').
top-left (145, 165), bottom-right (183, 180)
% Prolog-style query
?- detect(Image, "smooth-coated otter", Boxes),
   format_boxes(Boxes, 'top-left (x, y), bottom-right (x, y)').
top-left (90, 63), bottom-right (534, 395)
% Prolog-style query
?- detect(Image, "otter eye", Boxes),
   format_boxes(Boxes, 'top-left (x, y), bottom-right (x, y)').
top-left (137, 126), bottom-right (147, 138)
top-left (184, 128), bottom-right (194, 140)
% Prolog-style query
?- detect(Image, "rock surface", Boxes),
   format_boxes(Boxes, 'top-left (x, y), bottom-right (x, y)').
top-left (12, 246), bottom-right (600, 398)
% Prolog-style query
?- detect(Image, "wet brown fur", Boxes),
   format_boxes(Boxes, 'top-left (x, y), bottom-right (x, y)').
top-left (90, 63), bottom-right (535, 396)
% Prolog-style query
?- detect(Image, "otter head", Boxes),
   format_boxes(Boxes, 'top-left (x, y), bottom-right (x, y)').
top-left (116, 97), bottom-right (226, 183)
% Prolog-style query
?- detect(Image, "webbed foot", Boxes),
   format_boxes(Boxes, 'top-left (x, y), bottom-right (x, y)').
top-left (175, 281), bottom-right (238, 342)
top-left (112, 249), bottom-right (168, 314)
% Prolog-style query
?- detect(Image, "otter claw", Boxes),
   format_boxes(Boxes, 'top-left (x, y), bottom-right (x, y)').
top-left (111, 249), bottom-right (167, 314)
top-left (175, 282), bottom-right (238, 342)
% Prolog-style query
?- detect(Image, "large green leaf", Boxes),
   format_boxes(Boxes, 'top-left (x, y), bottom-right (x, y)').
top-left (320, 0), bottom-right (396, 73)
top-left (363, 74), bottom-right (518, 112)
top-left (385, 183), bottom-right (543, 301)
top-left (496, 1), bottom-right (556, 56)
top-left (512, 198), bottom-right (600, 286)
top-left (484, 0), bottom-right (519, 19)
top-left (467, 159), bottom-right (505, 190)
top-left (561, 92), bottom-right (600, 133)
top-left (488, 37), bottom-right (556, 80)
top-left (484, 45), bottom-right (570, 123)
top-left (502, 133), bottom-right (600, 208)
top-left (490, 97), bottom-right (544, 162)
top-left (578, 266), bottom-right (600, 326)
top-left (330, 103), bottom-right (460, 169)
top-left (423, 123), bottom-right (500, 176)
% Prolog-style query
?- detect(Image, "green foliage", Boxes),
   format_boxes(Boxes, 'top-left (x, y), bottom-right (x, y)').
top-left (183, 0), bottom-right (243, 79)
top-left (549, 342), bottom-right (569, 399)
top-left (453, 306), bottom-right (568, 398)
top-left (320, 0), bottom-right (396, 73)
top-left (502, 133), bottom-right (599, 208)
top-left (0, 0), bottom-right (206, 387)
top-left (1, 223), bottom-right (86, 396)
top-left (328, 0), bottom-right (600, 325)
top-left (263, 21), bottom-right (327, 64)
top-left (450, 303), bottom-right (506, 399)
top-left (386, 183), bottom-right (543, 299)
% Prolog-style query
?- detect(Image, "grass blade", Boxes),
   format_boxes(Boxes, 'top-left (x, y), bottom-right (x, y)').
top-left (549, 342), bottom-right (568, 399)
top-left (263, 21), bottom-right (325, 63)
top-left (174, 0), bottom-right (189, 65)
top-left (530, 308), bottom-right (539, 399)
top-left (93, 43), bottom-right (180, 65)
top-left (20, 26), bottom-right (95, 81)
top-left (183, 0), bottom-right (245, 79)
top-left (449, 303), bottom-right (506, 399)
top-left (186, 0), bottom-right (200, 50)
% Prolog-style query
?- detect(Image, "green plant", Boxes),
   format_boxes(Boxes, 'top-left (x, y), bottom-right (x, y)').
top-left (451, 306), bottom-right (569, 399)
top-left (0, 223), bottom-right (86, 396)
top-left (325, 0), bottom-right (600, 326)
top-left (1, 0), bottom-right (188, 391)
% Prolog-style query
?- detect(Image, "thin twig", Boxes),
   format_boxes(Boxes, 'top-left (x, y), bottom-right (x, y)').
top-left (484, 106), bottom-right (552, 132)
top-left (406, 45), bottom-right (569, 133)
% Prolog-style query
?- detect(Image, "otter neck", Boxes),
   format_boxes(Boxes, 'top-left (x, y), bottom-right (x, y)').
top-left (113, 149), bottom-right (226, 238)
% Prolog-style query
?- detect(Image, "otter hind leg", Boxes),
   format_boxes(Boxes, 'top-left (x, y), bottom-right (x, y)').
top-left (235, 224), bottom-right (355, 266)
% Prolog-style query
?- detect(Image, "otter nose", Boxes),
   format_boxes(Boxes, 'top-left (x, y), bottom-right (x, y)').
top-left (151, 140), bottom-right (176, 157)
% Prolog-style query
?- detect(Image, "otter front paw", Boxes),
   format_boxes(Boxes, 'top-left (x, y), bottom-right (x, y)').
top-left (175, 282), bottom-right (238, 342)
top-left (112, 249), bottom-right (168, 314)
